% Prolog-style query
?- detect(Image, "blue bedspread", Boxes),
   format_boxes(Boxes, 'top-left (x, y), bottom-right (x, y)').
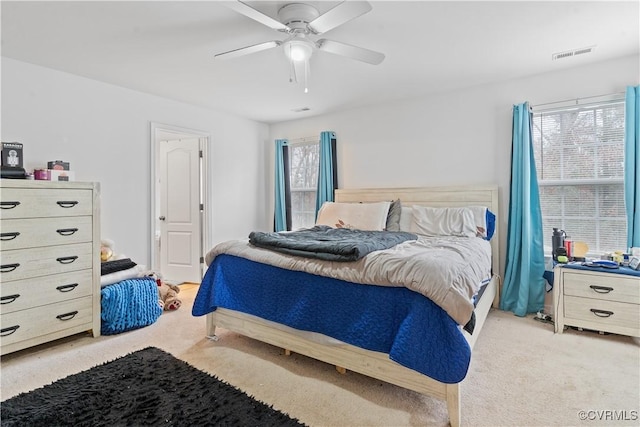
top-left (192, 254), bottom-right (471, 384)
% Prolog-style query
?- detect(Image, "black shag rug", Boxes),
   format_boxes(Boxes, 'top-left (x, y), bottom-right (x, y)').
top-left (1, 347), bottom-right (305, 427)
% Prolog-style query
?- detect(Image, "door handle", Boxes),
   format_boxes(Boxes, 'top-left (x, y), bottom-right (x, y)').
top-left (159, 216), bottom-right (166, 221)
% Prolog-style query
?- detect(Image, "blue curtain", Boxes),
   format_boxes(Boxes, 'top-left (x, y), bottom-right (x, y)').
top-left (625, 86), bottom-right (640, 248)
top-left (274, 139), bottom-right (288, 232)
top-left (315, 131), bottom-right (337, 217)
top-left (500, 102), bottom-right (546, 316)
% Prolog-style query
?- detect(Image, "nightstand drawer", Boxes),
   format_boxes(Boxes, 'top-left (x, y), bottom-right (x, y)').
top-left (0, 269), bottom-right (93, 314)
top-left (563, 271), bottom-right (640, 304)
top-left (0, 296), bottom-right (93, 347)
top-left (564, 295), bottom-right (640, 331)
top-left (0, 216), bottom-right (93, 251)
top-left (0, 188), bottom-right (92, 219)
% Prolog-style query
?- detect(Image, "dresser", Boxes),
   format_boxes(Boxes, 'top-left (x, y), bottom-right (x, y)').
top-left (0, 180), bottom-right (101, 355)
top-left (553, 265), bottom-right (640, 338)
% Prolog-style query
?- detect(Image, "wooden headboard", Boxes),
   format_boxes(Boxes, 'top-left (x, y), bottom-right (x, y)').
top-left (335, 185), bottom-right (500, 280)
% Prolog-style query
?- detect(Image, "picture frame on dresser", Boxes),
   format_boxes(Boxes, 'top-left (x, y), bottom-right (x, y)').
top-left (0, 180), bottom-right (101, 355)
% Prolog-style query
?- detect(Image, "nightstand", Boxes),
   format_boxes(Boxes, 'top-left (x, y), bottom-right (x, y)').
top-left (553, 264), bottom-right (640, 338)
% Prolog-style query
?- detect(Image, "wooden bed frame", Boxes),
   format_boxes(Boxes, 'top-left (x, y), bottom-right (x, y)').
top-left (205, 186), bottom-right (500, 427)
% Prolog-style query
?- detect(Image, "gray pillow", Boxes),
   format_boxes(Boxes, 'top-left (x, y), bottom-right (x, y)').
top-left (385, 199), bottom-right (402, 231)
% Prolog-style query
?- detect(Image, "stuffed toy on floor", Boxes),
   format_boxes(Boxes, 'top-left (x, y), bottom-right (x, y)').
top-left (157, 279), bottom-right (182, 311)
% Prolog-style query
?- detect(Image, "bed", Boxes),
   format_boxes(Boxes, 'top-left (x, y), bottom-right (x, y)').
top-left (193, 185), bottom-right (500, 427)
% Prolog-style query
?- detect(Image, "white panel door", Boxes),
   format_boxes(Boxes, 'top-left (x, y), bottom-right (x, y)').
top-left (159, 138), bottom-right (201, 283)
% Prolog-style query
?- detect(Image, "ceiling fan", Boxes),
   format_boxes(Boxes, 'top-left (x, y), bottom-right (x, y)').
top-left (216, 1), bottom-right (385, 67)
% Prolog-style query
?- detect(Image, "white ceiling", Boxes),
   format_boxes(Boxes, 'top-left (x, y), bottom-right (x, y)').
top-left (2, 1), bottom-right (639, 124)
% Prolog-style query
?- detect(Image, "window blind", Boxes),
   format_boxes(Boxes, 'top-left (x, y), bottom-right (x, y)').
top-left (532, 99), bottom-right (627, 255)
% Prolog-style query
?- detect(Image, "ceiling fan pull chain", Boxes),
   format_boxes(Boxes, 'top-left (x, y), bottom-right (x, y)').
top-left (304, 60), bottom-right (309, 93)
top-left (289, 43), bottom-right (298, 84)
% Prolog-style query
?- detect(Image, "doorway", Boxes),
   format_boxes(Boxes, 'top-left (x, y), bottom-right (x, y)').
top-left (150, 123), bottom-right (209, 284)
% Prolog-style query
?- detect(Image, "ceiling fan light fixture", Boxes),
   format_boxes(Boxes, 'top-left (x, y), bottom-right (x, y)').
top-left (284, 39), bottom-right (314, 62)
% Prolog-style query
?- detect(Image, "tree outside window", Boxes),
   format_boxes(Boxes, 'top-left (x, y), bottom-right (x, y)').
top-left (289, 141), bottom-right (319, 230)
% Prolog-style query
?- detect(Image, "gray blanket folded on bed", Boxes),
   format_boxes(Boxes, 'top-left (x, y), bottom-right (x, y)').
top-left (248, 225), bottom-right (417, 262)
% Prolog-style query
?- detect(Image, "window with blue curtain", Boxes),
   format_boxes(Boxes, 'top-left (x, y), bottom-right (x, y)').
top-left (274, 132), bottom-right (337, 231)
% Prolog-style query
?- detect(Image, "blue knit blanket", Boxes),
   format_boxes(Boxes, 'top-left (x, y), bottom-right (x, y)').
top-left (193, 254), bottom-right (472, 383)
top-left (101, 277), bottom-right (162, 335)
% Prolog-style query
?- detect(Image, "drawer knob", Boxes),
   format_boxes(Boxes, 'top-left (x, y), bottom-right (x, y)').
top-left (56, 311), bottom-right (79, 321)
top-left (0, 232), bottom-right (20, 241)
top-left (56, 201), bottom-right (79, 208)
top-left (589, 285), bottom-right (614, 294)
top-left (0, 325), bottom-right (20, 336)
top-left (56, 283), bottom-right (79, 292)
top-left (0, 294), bottom-right (21, 304)
top-left (0, 201), bottom-right (20, 210)
top-left (56, 256), bottom-right (78, 264)
top-left (56, 228), bottom-right (79, 236)
top-left (0, 263), bottom-right (20, 273)
top-left (590, 308), bottom-right (614, 318)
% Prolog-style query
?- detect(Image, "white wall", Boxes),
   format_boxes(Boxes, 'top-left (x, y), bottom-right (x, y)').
top-left (269, 55), bottom-right (640, 276)
top-left (1, 58), bottom-right (270, 266)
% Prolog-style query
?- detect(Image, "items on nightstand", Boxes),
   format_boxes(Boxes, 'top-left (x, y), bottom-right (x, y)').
top-left (551, 228), bottom-right (566, 261)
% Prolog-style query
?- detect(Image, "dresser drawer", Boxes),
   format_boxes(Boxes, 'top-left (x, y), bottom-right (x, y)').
top-left (0, 216), bottom-right (93, 251)
top-left (563, 271), bottom-right (640, 304)
top-left (564, 295), bottom-right (640, 331)
top-left (0, 188), bottom-right (93, 219)
top-left (0, 296), bottom-right (93, 347)
top-left (0, 243), bottom-right (93, 282)
top-left (0, 269), bottom-right (93, 314)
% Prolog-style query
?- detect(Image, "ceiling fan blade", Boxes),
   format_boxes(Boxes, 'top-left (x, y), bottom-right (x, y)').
top-left (226, 1), bottom-right (290, 32)
top-left (215, 41), bottom-right (282, 60)
top-left (317, 39), bottom-right (385, 65)
top-left (308, 1), bottom-right (372, 34)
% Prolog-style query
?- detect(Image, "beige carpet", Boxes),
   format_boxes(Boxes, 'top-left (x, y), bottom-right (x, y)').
top-left (1, 283), bottom-right (638, 426)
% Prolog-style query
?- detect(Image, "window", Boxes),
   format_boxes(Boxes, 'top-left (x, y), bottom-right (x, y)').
top-left (532, 100), bottom-right (627, 256)
top-left (289, 139), bottom-right (319, 230)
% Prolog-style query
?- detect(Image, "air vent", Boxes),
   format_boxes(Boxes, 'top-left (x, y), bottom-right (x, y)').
top-left (292, 107), bottom-right (310, 112)
top-left (552, 46), bottom-right (595, 60)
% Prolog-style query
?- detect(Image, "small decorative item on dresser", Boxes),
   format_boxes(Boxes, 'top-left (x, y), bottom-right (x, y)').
top-left (629, 256), bottom-right (640, 271)
top-left (47, 160), bottom-right (70, 170)
top-left (49, 170), bottom-right (75, 181)
top-left (1, 142), bottom-right (24, 168)
top-left (34, 169), bottom-right (50, 180)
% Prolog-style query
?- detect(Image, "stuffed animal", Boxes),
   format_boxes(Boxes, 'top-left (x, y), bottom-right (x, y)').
top-left (100, 239), bottom-right (127, 263)
top-left (100, 239), bottom-right (115, 262)
top-left (157, 280), bottom-right (182, 311)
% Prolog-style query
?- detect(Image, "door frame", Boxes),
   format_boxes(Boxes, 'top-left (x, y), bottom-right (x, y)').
top-left (150, 122), bottom-right (210, 281)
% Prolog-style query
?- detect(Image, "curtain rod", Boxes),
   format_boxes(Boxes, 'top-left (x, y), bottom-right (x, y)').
top-left (531, 91), bottom-right (625, 110)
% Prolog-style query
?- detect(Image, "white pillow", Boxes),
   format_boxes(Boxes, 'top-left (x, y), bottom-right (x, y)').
top-left (399, 206), bottom-right (413, 232)
top-left (316, 201), bottom-right (391, 231)
top-left (410, 205), bottom-right (477, 237)
top-left (468, 206), bottom-right (489, 238)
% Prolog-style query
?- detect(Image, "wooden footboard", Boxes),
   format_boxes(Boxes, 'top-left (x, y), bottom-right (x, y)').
top-left (204, 185), bottom-right (501, 426)
top-left (206, 274), bottom-right (499, 427)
